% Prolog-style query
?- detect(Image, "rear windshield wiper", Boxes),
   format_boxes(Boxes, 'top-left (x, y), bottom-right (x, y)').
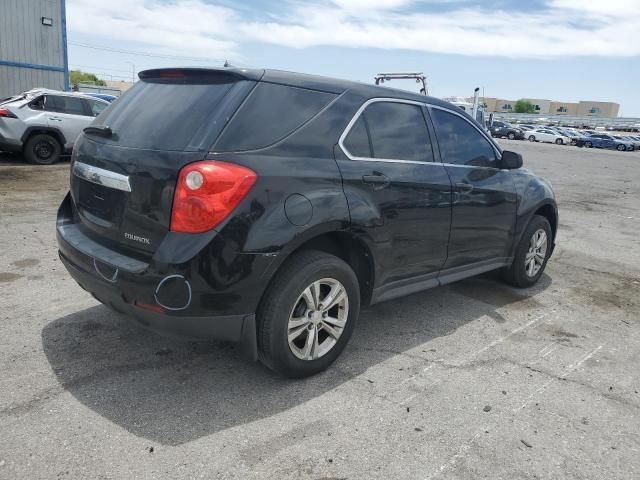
top-left (83, 125), bottom-right (113, 138)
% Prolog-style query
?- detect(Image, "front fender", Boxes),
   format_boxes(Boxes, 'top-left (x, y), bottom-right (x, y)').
top-left (510, 170), bottom-right (557, 256)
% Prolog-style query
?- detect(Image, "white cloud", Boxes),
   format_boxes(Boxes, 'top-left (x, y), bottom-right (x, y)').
top-left (67, 0), bottom-right (640, 59)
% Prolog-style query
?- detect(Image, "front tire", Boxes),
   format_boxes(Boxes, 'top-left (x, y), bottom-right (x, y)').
top-left (257, 250), bottom-right (360, 378)
top-left (616, 144), bottom-right (625, 151)
top-left (508, 132), bottom-right (516, 140)
top-left (24, 133), bottom-right (61, 165)
top-left (555, 138), bottom-right (563, 145)
top-left (585, 141), bottom-right (592, 148)
top-left (528, 135), bottom-right (536, 142)
top-left (503, 215), bottom-right (552, 288)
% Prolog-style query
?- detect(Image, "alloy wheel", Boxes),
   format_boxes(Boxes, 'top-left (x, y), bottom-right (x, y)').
top-left (287, 278), bottom-right (349, 361)
top-left (525, 229), bottom-right (547, 277)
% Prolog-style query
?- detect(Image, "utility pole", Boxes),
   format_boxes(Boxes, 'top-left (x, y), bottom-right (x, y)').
top-left (125, 61), bottom-right (135, 83)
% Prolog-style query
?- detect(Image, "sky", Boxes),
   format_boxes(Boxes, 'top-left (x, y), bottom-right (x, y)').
top-left (66, 0), bottom-right (640, 116)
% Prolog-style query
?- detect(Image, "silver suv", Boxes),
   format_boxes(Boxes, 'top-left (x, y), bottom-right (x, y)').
top-left (0, 89), bottom-right (110, 164)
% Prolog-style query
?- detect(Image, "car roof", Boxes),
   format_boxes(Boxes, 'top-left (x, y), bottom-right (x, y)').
top-left (139, 67), bottom-right (457, 110)
top-left (19, 88), bottom-right (109, 103)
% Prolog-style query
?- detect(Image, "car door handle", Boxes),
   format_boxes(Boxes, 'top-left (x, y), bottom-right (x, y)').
top-left (48, 116), bottom-right (62, 121)
top-left (455, 182), bottom-right (474, 193)
top-left (362, 173), bottom-right (390, 189)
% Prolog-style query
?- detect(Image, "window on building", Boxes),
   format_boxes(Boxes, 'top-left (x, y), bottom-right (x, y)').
top-left (534, 105), bottom-right (541, 111)
top-left (557, 106), bottom-right (568, 113)
top-left (589, 107), bottom-right (601, 114)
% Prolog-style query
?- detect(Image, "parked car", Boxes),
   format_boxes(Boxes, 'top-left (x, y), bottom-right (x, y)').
top-left (0, 89), bottom-right (109, 164)
top-left (628, 135), bottom-right (640, 147)
top-left (583, 134), bottom-right (633, 151)
top-left (557, 128), bottom-right (588, 146)
top-left (615, 135), bottom-right (640, 150)
top-left (526, 128), bottom-right (571, 145)
top-left (83, 93), bottom-right (118, 103)
top-left (56, 67), bottom-right (558, 378)
top-left (490, 120), bottom-right (525, 140)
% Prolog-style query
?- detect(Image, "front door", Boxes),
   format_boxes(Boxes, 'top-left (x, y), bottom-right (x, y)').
top-left (429, 106), bottom-right (517, 270)
top-left (335, 99), bottom-right (452, 288)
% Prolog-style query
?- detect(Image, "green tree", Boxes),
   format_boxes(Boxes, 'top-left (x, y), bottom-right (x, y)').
top-left (514, 99), bottom-right (535, 113)
top-left (70, 70), bottom-right (106, 87)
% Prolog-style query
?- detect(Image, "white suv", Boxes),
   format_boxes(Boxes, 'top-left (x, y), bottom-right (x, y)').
top-left (0, 89), bottom-right (110, 164)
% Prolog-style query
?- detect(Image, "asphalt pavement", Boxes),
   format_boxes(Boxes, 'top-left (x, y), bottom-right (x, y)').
top-left (1, 141), bottom-right (639, 479)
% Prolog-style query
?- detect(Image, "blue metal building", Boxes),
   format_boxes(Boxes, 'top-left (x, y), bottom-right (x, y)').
top-left (0, 0), bottom-right (69, 98)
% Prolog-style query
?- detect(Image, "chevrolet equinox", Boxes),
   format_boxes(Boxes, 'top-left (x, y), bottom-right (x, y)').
top-left (57, 68), bottom-right (557, 378)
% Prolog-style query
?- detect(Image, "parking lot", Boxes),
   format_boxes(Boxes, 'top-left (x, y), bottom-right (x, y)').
top-left (1, 141), bottom-right (639, 479)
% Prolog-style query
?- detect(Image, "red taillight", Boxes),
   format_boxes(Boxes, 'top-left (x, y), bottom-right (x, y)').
top-left (0, 108), bottom-right (17, 118)
top-left (170, 160), bottom-right (257, 233)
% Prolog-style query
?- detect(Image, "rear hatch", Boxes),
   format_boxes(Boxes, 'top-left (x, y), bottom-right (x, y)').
top-left (69, 68), bottom-right (257, 256)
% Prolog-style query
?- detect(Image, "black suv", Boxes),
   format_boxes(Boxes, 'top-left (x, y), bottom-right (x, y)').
top-left (490, 121), bottom-right (525, 140)
top-left (57, 68), bottom-right (557, 378)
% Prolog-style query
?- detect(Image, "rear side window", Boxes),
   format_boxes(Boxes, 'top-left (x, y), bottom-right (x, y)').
top-left (343, 116), bottom-right (371, 157)
top-left (214, 83), bottom-right (337, 151)
top-left (94, 73), bottom-right (241, 151)
top-left (48, 96), bottom-right (88, 116)
top-left (432, 108), bottom-right (498, 168)
top-left (343, 101), bottom-right (434, 162)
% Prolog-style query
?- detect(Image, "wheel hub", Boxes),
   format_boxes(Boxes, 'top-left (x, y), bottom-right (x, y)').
top-left (525, 228), bottom-right (548, 278)
top-left (287, 278), bottom-right (349, 361)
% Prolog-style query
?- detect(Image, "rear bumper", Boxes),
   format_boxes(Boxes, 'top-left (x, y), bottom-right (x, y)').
top-left (56, 194), bottom-right (274, 359)
top-left (59, 249), bottom-right (252, 338)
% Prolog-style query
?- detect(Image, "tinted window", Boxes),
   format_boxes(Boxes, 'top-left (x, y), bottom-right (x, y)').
top-left (343, 116), bottom-right (371, 157)
top-left (30, 96), bottom-right (45, 110)
top-left (215, 83), bottom-right (337, 151)
top-left (87, 99), bottom-right (108, 116)
top-left (362, 102), bottom-right (433, 162)
top-left (432, 108), bottom-right (498, 168)
top-left (95, 75), bottom-right (238, 151)
top-left (48, 96), bottom-right (88, 116)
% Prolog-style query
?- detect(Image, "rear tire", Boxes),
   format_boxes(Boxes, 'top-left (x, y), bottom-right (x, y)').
top-left (503, 215), bottom-right (552, 288)
top-left (257, 250), bottom-right (360, 378)
top-left (508, 132), bottom-right (516, 140)
top-left (24, 133), bottom-right (61, 165)
top-left (528, 135), bottom-right (536, 142)
top-left (585, 141), bottom-right (592, 148)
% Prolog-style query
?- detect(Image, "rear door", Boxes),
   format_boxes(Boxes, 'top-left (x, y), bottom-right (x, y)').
top-left (70, 69), bottom-right (254, 254)
top-left (335, 99), bottom-right (452, 287)
top-left (430, 105), bottom-right (517, 269)
top-left (45, 95), bottom-right (93, 147)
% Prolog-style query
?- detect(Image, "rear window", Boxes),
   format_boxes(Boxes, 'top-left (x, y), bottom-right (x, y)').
top-left (93, 72), bottom-right (242, 151)
top-left (214, 82), bottom-right (337, 151)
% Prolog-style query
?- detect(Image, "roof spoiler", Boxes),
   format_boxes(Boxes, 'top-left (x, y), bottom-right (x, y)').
top-left (138, 67), bottom-right (264, 83)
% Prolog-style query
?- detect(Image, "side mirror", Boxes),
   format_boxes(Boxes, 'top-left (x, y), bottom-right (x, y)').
top-left (500, 150), bottom-right (523, 170)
